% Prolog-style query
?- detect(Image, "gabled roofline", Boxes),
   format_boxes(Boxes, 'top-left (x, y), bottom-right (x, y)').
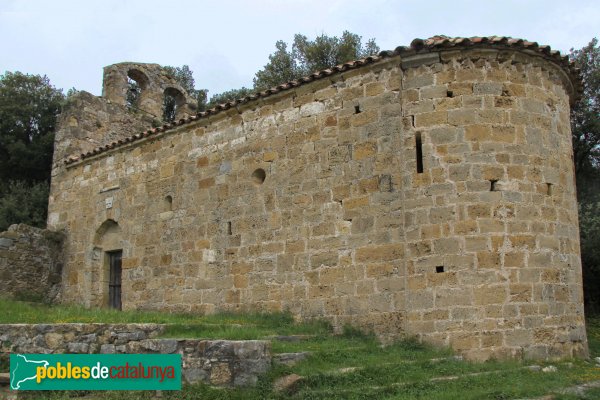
top-left (64, 35), bottom-right (581, 165)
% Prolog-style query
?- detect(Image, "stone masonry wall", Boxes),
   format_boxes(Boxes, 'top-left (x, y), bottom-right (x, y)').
top-left (49, 56), bottom-right (407, 335)
top-left (398, 51), bottom-right (586, 360)
top-left (0, 224), bottom-right (64, 303)
top-left (52, 91), bottom-right (155, 168)
top-left (53, 62), bottom-right (198, 170)
top-left (0, 324), bottom-right (270, 387)
top-left (47, 46), bottom-right (588, 360)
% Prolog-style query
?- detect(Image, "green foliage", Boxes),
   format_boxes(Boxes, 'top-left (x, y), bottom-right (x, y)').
top-left (570, 38), bottom-right (600, 313)
top-left (162, 65), bottom-right (206, 121)
top-left (253, 40), bottom-right (298, 91)
top-left (0, 71), bottom-right (64, 184)
top-left (0, 298), bottom-right (329, 339)
top-left (125, 77), bottom-right (141, 109)
top-left (0, 71), bottom-right (63, 231)
top-left (570, 38), bottom-right (600, 178)
top-left (579, 200), bottom-right (600, 313)
top-left (0, 180), bottom-right (49, 231)
top-left (207, 87), bottom-right (254, 108)
top-left (164, 65), bottom-right (196, 94)
top-left (196, 88), bottom-right (208, 112)
top-left (587, 316), bottom-right (600, 357)
top-left (0, 354), bottom-right (7, 373)
top-left (579, 201), bottom-right (600, 272)
top-left (18, 315), bottom-right (600, 399)
top-left (162, 66), bottom-right (187, 122)
top-left (199, 31), bottom-right (380, 108)
top-left (161, 32), bottom-right (379, 111)
top-left (162, 92), bottom-right (176, 122)
top-left (254, 31), bottom-right (380, 91)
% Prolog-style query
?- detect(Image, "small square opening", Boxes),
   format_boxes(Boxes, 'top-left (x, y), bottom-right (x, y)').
top-left (435, 266), bottom-right (444, 273)
top-left (490, 180), bottom-right (498, 191)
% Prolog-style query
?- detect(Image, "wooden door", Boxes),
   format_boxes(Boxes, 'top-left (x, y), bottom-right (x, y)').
top-left (108, 251), bottom-right (122, 310)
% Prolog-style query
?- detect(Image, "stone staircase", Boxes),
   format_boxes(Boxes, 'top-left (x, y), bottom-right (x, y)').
top-left (2, 327), bottom-right (599, 398)
top-left (268, 345), bottom-right (600, 399)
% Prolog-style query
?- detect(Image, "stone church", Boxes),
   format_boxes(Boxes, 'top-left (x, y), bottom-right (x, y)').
top-left (46, 36), bottom-right (588, 360)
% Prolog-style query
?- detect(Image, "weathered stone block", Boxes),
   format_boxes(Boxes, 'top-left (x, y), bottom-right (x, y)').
top-left (356, 244), bottom-right (404, 262)
top-left (474, 285), bottom-right (506, 304)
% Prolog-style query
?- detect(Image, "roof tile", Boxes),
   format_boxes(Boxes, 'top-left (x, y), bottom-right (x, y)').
top-left (66, 35), bottom-right (582, 165)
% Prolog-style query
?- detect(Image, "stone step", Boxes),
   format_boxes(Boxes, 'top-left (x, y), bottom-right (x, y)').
top-left (273, 352), bottom-right (311, 366)
top-left (273, 374), bottom-right (304, 394)
top-left (302, 364), bottom-right (548, 396)
top-left (312, 355), bottom-right (466, 376)
top-left (0, 372), bottom-right (9, 385)
top-left (267, 334), bottom-right (316, 342)
top-left (515, 379), bottom-right (600, 400)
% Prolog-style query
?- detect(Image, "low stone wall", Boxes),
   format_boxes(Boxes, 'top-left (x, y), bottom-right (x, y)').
top-left (0, 224), bottom-right (64, 303)
top-left (0, 324), bottom-right (271, 387)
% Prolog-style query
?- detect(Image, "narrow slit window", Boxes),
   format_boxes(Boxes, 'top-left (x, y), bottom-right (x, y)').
top-left (415, 133), bottom-right (424, 173)
top-left (227, 221), bottom-right (232, 235)
top-left (546, 183), bottom-right (553, 196)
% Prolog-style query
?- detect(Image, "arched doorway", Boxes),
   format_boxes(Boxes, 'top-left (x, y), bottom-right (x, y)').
top-left (93, 220), bottom-right (123, 310)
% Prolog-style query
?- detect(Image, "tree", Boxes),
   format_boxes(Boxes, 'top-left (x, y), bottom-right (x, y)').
top-left (0, 180), bottom-right (49, 231)
top-left (570, 38), bottom-right (600, 185)
top-left (164, 65), bottom-right (196, 95)
top-left (162, 65), bottom-right (196, 122)
top-left (0, 72), bottom-right (64, 184)
top-left (253, 41), bottom-right (298, 91)
top-left (207, 87), bottom-right (254, 108)
top-left (569, 38), bottom-right (600, 314)
top-left (0, 71), bottom-right (64, 231)
top-left (579, 200), bottom-right (600, 314)
top-left (254, 31), bottom-right (380, 91)
top-left (196, 89), bottom-right (208, 112)
top-left (188, 31), bottom-right (379, 108)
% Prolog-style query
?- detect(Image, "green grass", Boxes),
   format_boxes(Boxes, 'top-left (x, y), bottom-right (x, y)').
top-left (0, 298), bottom-right (330, 339)
top-left (3, 300), bottom-right (600, 399)
top-left (586, 317), bottom-right (600, 357)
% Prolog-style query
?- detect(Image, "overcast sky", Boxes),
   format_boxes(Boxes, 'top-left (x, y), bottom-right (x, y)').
top-left (0, 0), bottom-right (598, 98)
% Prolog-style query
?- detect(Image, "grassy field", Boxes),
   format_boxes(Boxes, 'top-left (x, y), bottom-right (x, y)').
top-left (2, 299), bottom-right (600, 399)
top-left (0, 298), bottom-right (330, 339)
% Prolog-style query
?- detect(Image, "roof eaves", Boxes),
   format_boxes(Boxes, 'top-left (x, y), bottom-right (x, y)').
top-left (65, 36), bottom-right (581, 165)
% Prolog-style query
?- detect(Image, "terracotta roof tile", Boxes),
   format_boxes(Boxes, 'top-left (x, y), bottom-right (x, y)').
top-left (65, 35), bottom-right (581, 165)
